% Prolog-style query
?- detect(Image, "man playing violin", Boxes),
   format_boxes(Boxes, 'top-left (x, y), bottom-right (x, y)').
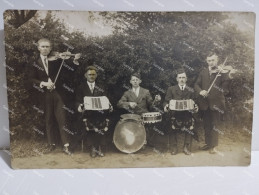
top-left (30, 38), bottom-right (81, 155)
top-left (194, 51), bottom-right (232, 154)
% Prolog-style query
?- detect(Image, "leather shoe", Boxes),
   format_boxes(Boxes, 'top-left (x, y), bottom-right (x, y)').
top-left (209, 147), bottom-right (217, 154)
top-left (98, 146), bottom-right (105, 157)
top-left (49, 144), bottom-right (56, 151)
top-left (63, 146), bottom-right (72, 155)
top-left (183, 145), bottom-right (191, 155)
top-left (200, 144), bottom-right (210, 150)
top-left (46, 144), bottom-right (56, 154)
top-left (90, 146), bottom-right (96, 158)
top-left (171, 146), bottom-right (178, 155)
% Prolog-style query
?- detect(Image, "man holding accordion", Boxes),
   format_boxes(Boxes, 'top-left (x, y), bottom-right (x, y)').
top-left (76, 65), bottom-right (113, 158)
top-left (164, 69), bottom-right (198, 155)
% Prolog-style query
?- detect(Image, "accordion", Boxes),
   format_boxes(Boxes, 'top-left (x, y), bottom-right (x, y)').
top-left (84, 96), bottom-right (110, 110)
top-left (169, 99), bottom-right (195, 111)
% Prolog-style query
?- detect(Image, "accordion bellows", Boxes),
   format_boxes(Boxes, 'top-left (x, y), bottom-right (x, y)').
top-left (169, 99), bottom-right (195, 111)
top-left (84, 96), bottom-right (110, 110)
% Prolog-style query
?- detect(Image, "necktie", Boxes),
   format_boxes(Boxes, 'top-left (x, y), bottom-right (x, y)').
top-left (43, 57), bottom-right (48, 75)
top-left (90, 83), bottom-right (94, 94)
top-left (182, 86), bottom-right (184, 91)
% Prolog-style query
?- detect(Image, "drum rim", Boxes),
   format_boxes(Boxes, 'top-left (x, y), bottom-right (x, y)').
top-left (142, 112), bottom-right (161, 116)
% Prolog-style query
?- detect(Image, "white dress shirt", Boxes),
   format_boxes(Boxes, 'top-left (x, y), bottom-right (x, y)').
top-left (87, 81), bottom-right (95, 93)
top-left (40, 54), bottom-right (48, 75)
top-left (178, 84), bottom-right (186, 91)
top-left (132, 86), bottom-right (140, 97)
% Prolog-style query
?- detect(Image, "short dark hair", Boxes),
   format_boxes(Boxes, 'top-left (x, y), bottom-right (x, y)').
top-left (131, 72), bottom-right (141, 80)
top-left (85, 65), bottom-right (97, 73)
top-left (206, 50), bottom-right (219, 58)
top-left (176, 68), bottom-right (186, 75)
top-left (176, 69), bottom-right (187, 77)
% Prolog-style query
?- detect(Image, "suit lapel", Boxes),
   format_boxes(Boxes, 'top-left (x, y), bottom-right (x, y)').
top-left (37, 57), bottom-right (48, 75)
top-left (37, 56), bottom-right (51, 80)
top-left (176, 85), bottom-right (182, 98)
top-left (204, 68), bottom-right (214, 90)
top-left (92, 83), bottom-right (100, 96)
top-left (129, 88), bottom-right (137, 101)
top-left (182, 86), bottom-right (190, 99)
top-left (84, 81), bottom-right (92, 96)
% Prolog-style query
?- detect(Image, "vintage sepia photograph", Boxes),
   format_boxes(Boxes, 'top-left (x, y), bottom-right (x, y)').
top-left (3, 10), bottom-right (255, 168)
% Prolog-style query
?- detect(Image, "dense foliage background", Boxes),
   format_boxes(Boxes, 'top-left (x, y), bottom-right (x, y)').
top-left (4, 11), bottom-right (254, 142)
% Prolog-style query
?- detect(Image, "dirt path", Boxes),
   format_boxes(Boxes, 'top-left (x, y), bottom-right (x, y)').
top-left (11, 140), bottom-right (251, 169)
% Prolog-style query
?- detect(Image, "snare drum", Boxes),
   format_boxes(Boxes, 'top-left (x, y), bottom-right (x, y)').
top-left (113, 114), bottom-right (146, 154)
top-left (142, 112), bottom-right (162, 124)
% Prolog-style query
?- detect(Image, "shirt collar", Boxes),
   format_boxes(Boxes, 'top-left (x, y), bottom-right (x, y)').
top-left (178, 84), bottom-right (186, 90)
top-left (132, 86), bottom-right (140, 91)
top-left (40, 54), bottom-right (48, 60)
top-left (208, 66), bottom-right (218, 74)
top-left (87, 81), bottom-right (95, 86)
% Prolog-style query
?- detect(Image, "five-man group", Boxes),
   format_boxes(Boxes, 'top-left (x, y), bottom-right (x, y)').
top-left (30, 38), bottom-right (232, 158)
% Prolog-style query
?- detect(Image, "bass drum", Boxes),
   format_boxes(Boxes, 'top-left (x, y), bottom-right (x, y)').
top-left (113, 114), bottom-right (146, 154)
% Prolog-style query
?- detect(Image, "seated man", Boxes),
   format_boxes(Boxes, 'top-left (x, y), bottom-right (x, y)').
top-left (164, 70), bottom-right (198, 155)
top-left (117, 72), bottom-right (161, 115)
top-left (75, 66), bottom-right (112, 158)
top-left (117, 72), bottom-right (161, 146)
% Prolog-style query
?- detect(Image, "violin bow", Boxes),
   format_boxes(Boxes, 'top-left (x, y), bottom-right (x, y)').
top-left (53, 48), bottom-right (69, 85)
top-left (207, 56), bottom-right (228, 94)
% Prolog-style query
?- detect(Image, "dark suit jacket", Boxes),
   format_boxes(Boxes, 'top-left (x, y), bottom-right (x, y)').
top-left (75, 80), bottom-right (107, 108)
top-left (75, 80), bottom-right (108, 124)
top-left (194, 67), bottom-right (230, 111)
top-left (30, 56), bottom-right (78, 107)
top-left (117, 87), bottom-right (155, 115)
top-left (163, 85), bottom-right (196, 107)
top-left (163, 85), bottom-right (196, 118)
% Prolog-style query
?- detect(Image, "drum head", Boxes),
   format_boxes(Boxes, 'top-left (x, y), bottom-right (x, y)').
top-left (120, 114), bottom-right (141, 121)
top-left (113, 120), bottom-right (146, 153)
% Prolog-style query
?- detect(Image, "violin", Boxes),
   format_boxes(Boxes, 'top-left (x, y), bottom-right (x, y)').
top-left (47, 51), bottom-right (82, 89)
top-left (210, 64), bottom-right (237, 75)
top-left (48, 51), bottom-right (81, 61)
top-left (210, 65), bottom-right (234, 73)
top-left (207, 57), bottom-right (238, 94)
top-left (209, 56), bottom-right (238, 78)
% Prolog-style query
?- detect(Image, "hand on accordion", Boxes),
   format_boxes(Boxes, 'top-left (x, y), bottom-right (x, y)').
top-left (109, 104), bottom-right (113, 112)
top-left (78, 104), bottom-right (85, 112)
top-left (189, 104), bottom-right (199, 113)
top-left (164, 104), bottom-right (169, 112)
